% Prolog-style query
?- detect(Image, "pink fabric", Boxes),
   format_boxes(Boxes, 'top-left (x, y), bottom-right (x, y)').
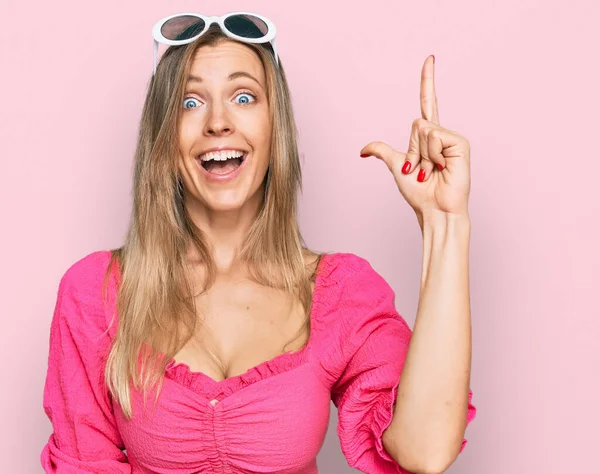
top-left (41, 251), bottom-right (476, 473)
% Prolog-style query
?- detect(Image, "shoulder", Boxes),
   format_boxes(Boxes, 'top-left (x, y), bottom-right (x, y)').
top-left (59, 250), bottom-right (116, 293)
top-left (319, 252), bottom-right (394, 297)
top-left (323, 252), bottom-right (368, 270)
top-left (54, 250), bottom-right (119, 333)
top-left (316, 251), bottom-right (408, 329)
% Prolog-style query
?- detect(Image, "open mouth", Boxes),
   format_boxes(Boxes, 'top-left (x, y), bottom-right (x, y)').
top-left (199, 152), bottom-right (248, 175)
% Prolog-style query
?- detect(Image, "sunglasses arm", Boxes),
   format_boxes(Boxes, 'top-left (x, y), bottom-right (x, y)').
top-left (153, 40), bottom-right (159, 76)
top-left (270, 37), bottom-right (280, 68)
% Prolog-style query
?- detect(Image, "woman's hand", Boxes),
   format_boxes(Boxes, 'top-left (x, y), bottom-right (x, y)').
top-left (360, 55), bottom-right (471, 227)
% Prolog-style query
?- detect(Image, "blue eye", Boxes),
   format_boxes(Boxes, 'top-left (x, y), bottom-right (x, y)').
top-left (234, 92), bottom-right (256, 105)
top-left (183, 98), bottom-right (201, 109)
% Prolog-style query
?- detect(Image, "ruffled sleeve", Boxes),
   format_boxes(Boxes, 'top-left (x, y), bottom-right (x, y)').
top-left (41, 253), bottom-right (131, 473)
top-left (329, 254), bottom-right (476, 473)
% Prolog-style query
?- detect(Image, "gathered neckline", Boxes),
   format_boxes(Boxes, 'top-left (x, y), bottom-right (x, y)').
top-left (164, 252), bottom-right (336, 402)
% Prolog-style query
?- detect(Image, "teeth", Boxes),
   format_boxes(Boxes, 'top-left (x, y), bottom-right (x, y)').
top-left (200, 150), bottom-right (245, 162)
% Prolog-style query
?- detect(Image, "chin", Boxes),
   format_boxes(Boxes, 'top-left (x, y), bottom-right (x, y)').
top-left (197, 186), bottom-right (261, 213)
top-left (205, 198), bottom-right (247, 212)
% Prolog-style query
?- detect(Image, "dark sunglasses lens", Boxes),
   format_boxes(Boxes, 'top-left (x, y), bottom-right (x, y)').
top-left (224, 14), bottom-right (269, 38)
top-left (161, 16), bottom-right (206, 41)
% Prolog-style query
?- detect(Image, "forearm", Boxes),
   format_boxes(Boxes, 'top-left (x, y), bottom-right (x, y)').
top-left (384, 212), bottom-right (472, 474)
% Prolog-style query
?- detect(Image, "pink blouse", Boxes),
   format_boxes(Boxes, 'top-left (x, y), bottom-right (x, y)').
top-left (41, 250), bottom-right (476, 473)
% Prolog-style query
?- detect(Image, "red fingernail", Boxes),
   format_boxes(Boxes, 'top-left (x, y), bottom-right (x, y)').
top-left (360, 154), bottom-right (369, 158)
top-left (402, 161), bottom-right (412, 174)
top-left (418, 169), bottom-right (426, 182)
top-left (437, 164), bottom-right (444, 171)
top-left (432, 55), bottom-right (435, 64)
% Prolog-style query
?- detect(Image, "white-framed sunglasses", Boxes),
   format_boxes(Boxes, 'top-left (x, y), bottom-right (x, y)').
top-left (152, 11), bottom-right (279, 75)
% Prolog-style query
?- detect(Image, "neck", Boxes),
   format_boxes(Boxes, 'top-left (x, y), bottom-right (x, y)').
top-left (184, 187), bottom-right (264, 272)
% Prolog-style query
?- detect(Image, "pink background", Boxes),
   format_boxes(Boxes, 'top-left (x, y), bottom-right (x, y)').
top-left (1, 0), bottom-right (598, 472)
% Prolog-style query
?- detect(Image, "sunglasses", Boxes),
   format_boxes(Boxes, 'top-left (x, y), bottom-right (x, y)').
top-left (151, 12), bottom-right (279, 76)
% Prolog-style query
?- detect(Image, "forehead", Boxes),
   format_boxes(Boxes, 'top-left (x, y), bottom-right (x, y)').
top-left (189, 41), bottom-right (266, 85)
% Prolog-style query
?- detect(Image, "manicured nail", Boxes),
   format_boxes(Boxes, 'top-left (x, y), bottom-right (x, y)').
top-left (418, 169), bottom-right (426, 182)
top-left (360, 153), bottom-right (369, 158)
top-left (432, 55), bottom-right (435, 64)
top-left (402, 161), bottom-right (412, 174)
top-left (437, 164), bottom-right (444, 171)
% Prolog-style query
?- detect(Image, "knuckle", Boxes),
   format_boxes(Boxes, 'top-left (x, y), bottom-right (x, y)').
top-left (412, 118), bottom-right (425, 130)
top-left (456, 134), bottom-right (470, 149)
top-left (406, 149), bottom-right (419, 160)
top-left (429, 128), bottom-right (441, 139)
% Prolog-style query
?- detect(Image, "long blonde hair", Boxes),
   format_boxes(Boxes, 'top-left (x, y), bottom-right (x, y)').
top-left (103, 25), bottom-right (323, 419)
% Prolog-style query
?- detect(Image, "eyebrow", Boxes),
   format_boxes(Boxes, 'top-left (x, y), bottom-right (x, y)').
top-left (187, 71), bottom-right (262, 86)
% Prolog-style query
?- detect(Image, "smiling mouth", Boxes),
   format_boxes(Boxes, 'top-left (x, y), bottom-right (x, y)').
top-left (199, 152), bottom-right (248, 175)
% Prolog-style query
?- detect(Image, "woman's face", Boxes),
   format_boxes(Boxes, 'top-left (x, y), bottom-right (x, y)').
top-left (178, 41), bottom-right (272, 214)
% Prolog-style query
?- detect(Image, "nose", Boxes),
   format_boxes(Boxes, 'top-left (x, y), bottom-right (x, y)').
top-left (203, 102), bottom-right (234, 137)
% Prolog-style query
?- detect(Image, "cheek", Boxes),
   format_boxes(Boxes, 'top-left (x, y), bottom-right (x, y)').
top-left (251, 112), bottom-right (272, 151)
top-left (177, 121), bottom-right (195, 176)
top-left (178, 115), bottom-right (199, 153)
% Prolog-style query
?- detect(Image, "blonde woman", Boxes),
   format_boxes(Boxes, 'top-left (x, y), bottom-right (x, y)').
top-left (41, 12), bottom-right (476, 474)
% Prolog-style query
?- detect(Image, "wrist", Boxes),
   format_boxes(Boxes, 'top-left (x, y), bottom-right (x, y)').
top-left (418, 211), bottom-right (471, 289)
top-left (419, 209), bottom-right (470, 230)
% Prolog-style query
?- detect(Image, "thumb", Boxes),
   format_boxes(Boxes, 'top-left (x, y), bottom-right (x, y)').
top-left (360, 141), bottom-right (406, 174)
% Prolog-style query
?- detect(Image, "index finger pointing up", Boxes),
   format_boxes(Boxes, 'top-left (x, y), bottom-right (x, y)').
top-left (420, 55), bottom-right (440, 125)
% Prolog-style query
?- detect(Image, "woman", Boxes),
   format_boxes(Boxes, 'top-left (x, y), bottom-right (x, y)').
top-left (41, 12), bottom-right (476, 474)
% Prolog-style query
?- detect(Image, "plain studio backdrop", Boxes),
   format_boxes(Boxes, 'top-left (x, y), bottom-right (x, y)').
top-left (1, 0), bottom-right (598, 472)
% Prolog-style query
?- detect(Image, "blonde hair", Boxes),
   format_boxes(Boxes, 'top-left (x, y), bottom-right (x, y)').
top-left (103, 26), bottom-right (324, 419)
